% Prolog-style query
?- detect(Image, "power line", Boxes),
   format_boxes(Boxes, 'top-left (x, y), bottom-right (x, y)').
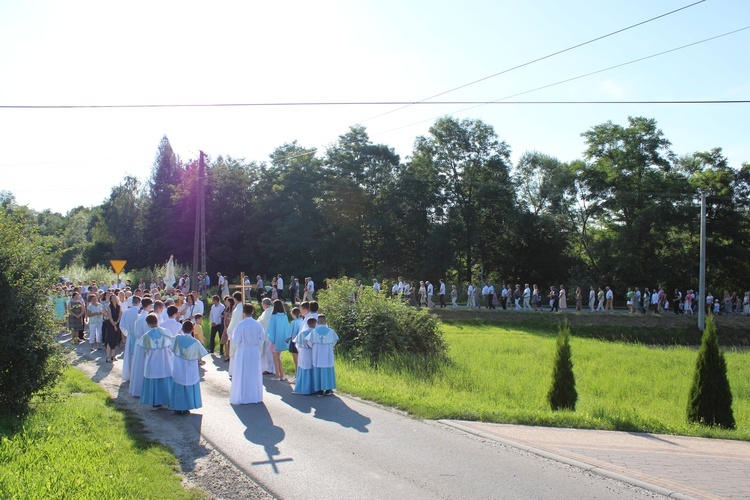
top-left (359, 0), bottom-right (707, 123)
top-left (373, 25), bottom-right (750, 136)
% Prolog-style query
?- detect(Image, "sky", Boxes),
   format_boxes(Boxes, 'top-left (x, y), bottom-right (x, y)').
top-left (1, 0), bottom-right (748, 214)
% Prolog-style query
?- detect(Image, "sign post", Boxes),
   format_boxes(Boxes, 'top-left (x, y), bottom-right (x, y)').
top-left (110, 260), bottom-right (127, 288)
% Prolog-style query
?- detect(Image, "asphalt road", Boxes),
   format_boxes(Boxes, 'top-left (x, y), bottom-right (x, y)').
top-left (186, 356), bottom-right (661, 499)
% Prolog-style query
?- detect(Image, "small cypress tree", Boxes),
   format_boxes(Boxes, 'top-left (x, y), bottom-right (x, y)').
top-left (547, 320), bottom-right (577, 411)
top-left (687, 315), bottom-right (735, 429)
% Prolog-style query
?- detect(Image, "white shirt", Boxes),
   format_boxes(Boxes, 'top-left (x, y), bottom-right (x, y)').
top-left (523, 287), bottom-right (530, 298)
top-left (397, 281), bottom-right (404, 293)
top-left (482, 286), bottom-right (489, 295)
top-left (427, 283), bottom-right (434, 295)
top-left (404, 283), bottom-right (411, 295)
top-left (606, 289), bottom-right (614, 300)
top-left (210, 303), bottom-right (226, 324)
top-left (307, 280), bottom-right (315, 292)
top-left (467, 285), bottom-right (474, 295)
top-left (488, 285), bottom-right (495, 295)
top-left (439, 283), bottom-right (446, 295)
top-left (276, 277), bottom-right (283, 289)
top-left (373, 281), bottom-right (380, 292)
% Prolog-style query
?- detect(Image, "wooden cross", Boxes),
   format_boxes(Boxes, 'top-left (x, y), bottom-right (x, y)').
top-left (229, 272), bottom-right (250, 304)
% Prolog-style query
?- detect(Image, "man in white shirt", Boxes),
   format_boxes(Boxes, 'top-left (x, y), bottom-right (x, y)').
top-left (467, 282), bottom-right (475, 308)
top-left (209, 295), bottom-right (226, 355)
top-left (523, 284), bottom-right (531, 310)
top-left (426, 281), bottom-right (434, 308)
top-left (487, 283), bottom-right (495, 309)
top-left (438, 279), bottom-right (446, 308)
top-left (373, 279), bottom-right (381, 293)
top-left (306, 278), bottom-right (315, 301)
top-left (276, 274), bottom-right (284, 300)
top-left (397, 277), bottom-right (404, 295)
top-left (605, 286), bottom-right (614, 311)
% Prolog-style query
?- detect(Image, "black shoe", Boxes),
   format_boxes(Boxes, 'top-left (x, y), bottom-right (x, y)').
top-left (317, 390), bottom-right (325, 397)
top-left (325, 390), bottom-right (333, 396)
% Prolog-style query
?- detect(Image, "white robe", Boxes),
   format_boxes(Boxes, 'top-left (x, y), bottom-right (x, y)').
top-left (119, 306), bottom-right (140, 382)
top-left (256, 307), bottom-right (276, 374)
top-left (128, 310), bottom-right (154, 397)
top-left (161, 318), bottom-right (182, 338)
top-left (229, 317), bottom-right (265, 404)
top-left (227, 304), bottom-right (245, 377)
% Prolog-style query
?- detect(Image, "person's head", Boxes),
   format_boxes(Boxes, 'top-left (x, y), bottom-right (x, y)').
top-left (141, 297), bottom-right (153, 310)
top-left (291, 307), bottom-right (300, 319)
top-left (309, 301), bottom-right (319, 313)
top-left (233, 291), bottom-right (243, 303)
top-left (110, 294), bottom-right (120, 306)
top-left (181, 320), bottom-right (194, 334)
top-left (217, 272), bottom-right (222, 277)
top-left (272, 299), bottom-right (285, 314)
top-left (212, 294), bottom-right (220, 305)
top-left (299, 301), bottom-right (310, 315)
top-left (242, 303), bottom-right (255, 317)
top-left (186, 294), bottom-right (195, 305)
top-left (89, 294), bottom-right (98, 303)
top-left (225, 297), bottom-right (235, 309)
top-left (146, 313), bottom-right (159, 327)
top-left (153, 300), bottom-right (165, 313)
top-left (307, 317), bottom-right (317, 329)
top-left (262, 297), bottom-right (272, 310)
top-left (167, 305), bottom-right (179, 318)
top-left (131, 296), bottom-right (141, 307)
top-left (194, 313), bottom-right (203, 323)
top-left (317, 314), bottom-right (327, 326)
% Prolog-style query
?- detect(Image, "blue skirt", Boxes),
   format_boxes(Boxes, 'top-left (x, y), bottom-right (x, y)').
top-left (312, 367), bottom-right (336, 391)
top-left (293, 367), bottom-right (316, 395)
top-left (171, 381), bottom-right (202, 411)
top-left (140, 376), bottom-right (173, 407)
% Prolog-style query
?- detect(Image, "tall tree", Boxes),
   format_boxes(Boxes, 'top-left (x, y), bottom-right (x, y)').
top-left (144, 135), bottom-right (184, 266)
top-left (411, 117), bottom-right (515, 282)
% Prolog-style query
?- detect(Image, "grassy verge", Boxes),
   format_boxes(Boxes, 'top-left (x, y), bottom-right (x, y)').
top-left (336, 322), bottom-right (750, 440)
top-left (0, 368), bottom-right (203, 499)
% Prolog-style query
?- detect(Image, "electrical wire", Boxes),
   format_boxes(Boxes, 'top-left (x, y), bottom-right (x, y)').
top-left (372, 25), bottom-right (750, 136)
top-left (359, 0), bottom-right (707, 123)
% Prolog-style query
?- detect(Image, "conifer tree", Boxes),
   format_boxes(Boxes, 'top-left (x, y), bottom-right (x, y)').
top-left (547, 320), bottom-right (577, 411)
top-left (687, 315), bottom-right (735, 428)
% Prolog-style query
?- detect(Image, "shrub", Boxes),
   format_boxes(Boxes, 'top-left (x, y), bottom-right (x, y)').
top-left (318, 278), bottom-right (446, 361)
top-left (547, 320), bottom-right (577, 411)
top-left (0, 210), bottom-right (64, 415)
top-left (686, 315), bottom-right (735, 428)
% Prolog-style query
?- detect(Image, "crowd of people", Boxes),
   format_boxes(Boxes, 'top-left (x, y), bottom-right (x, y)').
top-left (52, 272), bottom-right (338, 413)
top-left (362, 278), bottom-right (750, 316)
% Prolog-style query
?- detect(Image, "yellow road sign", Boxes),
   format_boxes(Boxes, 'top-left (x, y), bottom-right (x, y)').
top-left (110, 260), bottom-right (127, 275)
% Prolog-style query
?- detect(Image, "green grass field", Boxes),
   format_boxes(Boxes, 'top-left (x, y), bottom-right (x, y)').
top-left (0, 368), bottom-right (203, 499)
top-left (336, 322), bottom-right (750, 440)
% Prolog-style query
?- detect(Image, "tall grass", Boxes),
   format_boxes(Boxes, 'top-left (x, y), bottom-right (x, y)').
top-left (0, 368), bottom-right (202, 499)
top-left (337, 322), bottom-right (750, 440)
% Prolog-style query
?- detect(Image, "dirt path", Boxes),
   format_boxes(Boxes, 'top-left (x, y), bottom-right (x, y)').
top-left (63, 334), bottom-right (273, 500)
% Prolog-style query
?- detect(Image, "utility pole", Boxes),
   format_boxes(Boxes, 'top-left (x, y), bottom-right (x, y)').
top-left (192, 151), bottom-right (206, 300)
top-left (698, 192), bottom-right (706, 331)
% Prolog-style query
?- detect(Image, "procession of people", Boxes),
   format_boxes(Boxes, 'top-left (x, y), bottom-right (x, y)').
top-left (54, 262), bottom-right (339, 413)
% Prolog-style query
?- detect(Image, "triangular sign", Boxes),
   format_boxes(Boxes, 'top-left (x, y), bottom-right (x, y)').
top-left (110, 260), bottom-right (127, 275)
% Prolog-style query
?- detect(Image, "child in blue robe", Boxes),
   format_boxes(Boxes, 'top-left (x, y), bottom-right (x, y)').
top-left (305, 314), bottom-right (339, 396)
top-left (171, 320), bottom-right (208, 415)
top-left (292, 313), bottom-right (316, 395)
top-left (138, 313), bottom-right (174, 408)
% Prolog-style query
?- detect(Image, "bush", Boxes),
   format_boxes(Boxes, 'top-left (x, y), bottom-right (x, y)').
top-left (686, 315), bottom-right (735, 428)
top-left (318, 278), bottom-right (446, 361)
top-left (0, 210), bottom-right (64, 415)
top-left (547, 320), bottom-right (577, 411)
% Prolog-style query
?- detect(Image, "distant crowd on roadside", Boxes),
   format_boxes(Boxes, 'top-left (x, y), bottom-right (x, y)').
top-left (362, 278), bottom-right (750, 317)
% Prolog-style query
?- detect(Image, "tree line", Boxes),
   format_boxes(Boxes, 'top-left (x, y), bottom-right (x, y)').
top-left (3, 115), bottom-right (749, 295)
